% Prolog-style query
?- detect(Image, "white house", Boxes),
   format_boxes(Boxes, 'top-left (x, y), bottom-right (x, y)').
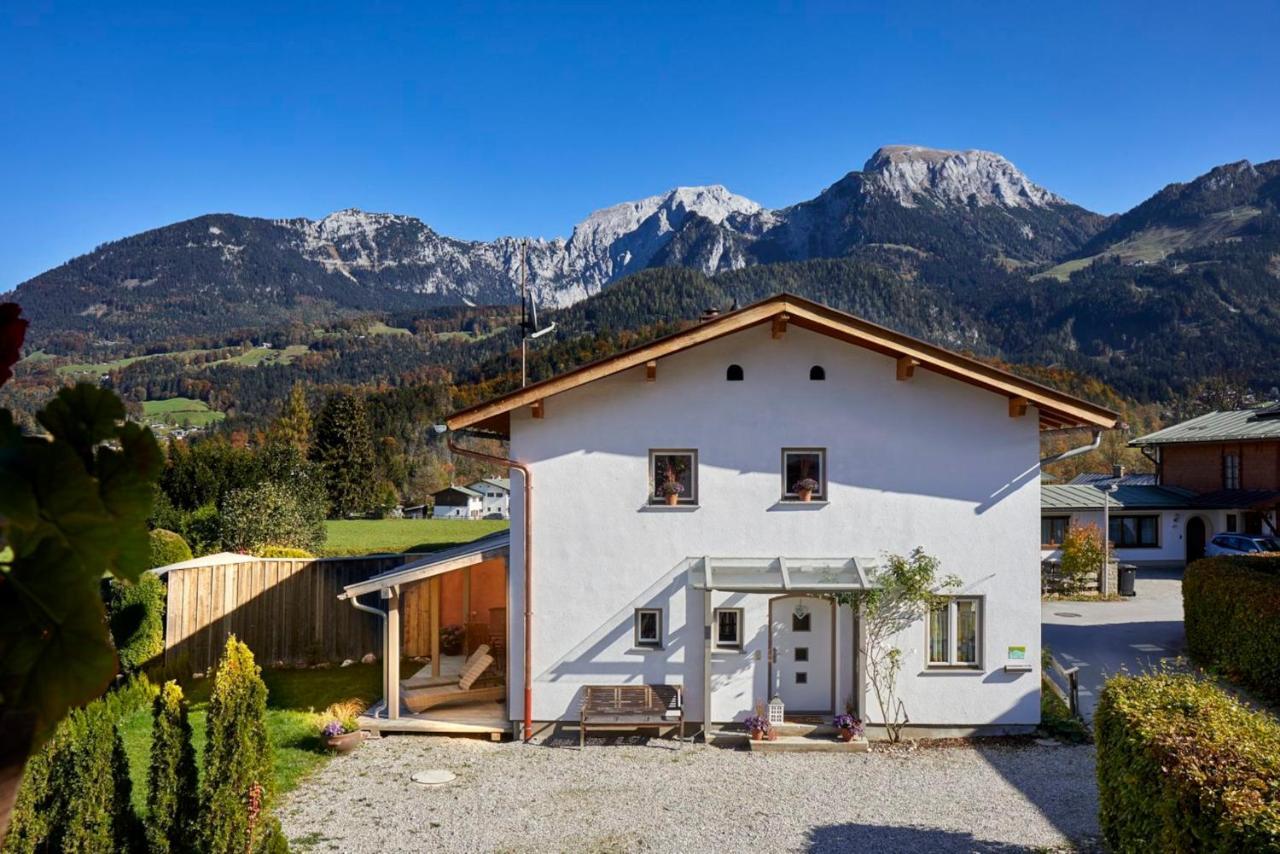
top-left (344, 294), bottom-right (1117, 740)
top-left (430, 485), bottom-right (483, 519)
top-left (467, 478), bottom-right (511, 518)
top-left (1040, 478), bottom-right (1197, 570)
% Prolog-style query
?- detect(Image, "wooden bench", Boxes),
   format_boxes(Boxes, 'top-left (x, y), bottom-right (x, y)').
top-left (579, 684), bottom-right (683, 746)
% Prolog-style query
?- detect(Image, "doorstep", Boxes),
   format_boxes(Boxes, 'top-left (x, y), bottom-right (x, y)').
top-left (747, 734), bottom-right (870, 753)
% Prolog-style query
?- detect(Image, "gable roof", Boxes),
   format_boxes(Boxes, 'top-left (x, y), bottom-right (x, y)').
top-left (1069, 472), bottom-right (1157, 486)
top-left (432, 484), bottom-right (482, 498)
top-left (1130, 404), bottom-right (1280, 446)
top-left (447, 293), bottom-right (1118, 436)
top-left (469, 477), bottom-right (511, 492)
top-left (1041, 483), bottom-right (1196, 511)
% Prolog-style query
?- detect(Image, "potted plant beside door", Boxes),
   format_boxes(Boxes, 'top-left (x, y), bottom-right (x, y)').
top-left (833, 714), bottom-right (864, 743)
top-left (792, 478), bottom-right (819, 503)
top-left (743, 713), bottom-right (771, 741)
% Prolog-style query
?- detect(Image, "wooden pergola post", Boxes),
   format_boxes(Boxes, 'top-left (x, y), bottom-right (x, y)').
top-left (430, 575), bottom-right (442, 678)
top-left (386, 587), bottom-right (401, 720)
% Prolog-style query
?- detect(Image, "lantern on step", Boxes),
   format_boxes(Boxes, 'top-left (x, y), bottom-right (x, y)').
top-left (768, 696), bottom-right (785, 727)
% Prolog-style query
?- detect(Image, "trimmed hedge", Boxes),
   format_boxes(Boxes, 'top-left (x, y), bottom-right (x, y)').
top-left (149, 527), bottom-right (193, 568)
top-left (257, 545), bottom-right (315, 558)
top-left (1184, 555), bottom-right (1280, 701)
top-left (108, 571), bottom-right (167, 673)
top-left (1096, 672), bottom-right (1280, 853)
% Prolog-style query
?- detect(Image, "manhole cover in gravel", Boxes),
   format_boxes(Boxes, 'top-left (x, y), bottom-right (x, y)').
top-left (1054, 612), bottom-right (1082, 618)
top-left (411, 770), bottom-right (456, 787)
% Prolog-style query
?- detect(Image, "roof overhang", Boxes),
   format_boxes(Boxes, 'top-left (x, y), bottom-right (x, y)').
top-left (338, 531), bottom-right (510, 600)
top-left (687, 556), bottom-right (878, 593)
top-left (447, 293), bottom-right (1119, 437)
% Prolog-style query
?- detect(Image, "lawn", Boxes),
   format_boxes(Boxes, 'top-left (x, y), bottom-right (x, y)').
top-left (321, 518), bottom-right (508, 556)
top-left (141, 396), bottom-right (226, 428)
top-left (119, 663), bottom-right (409, 813)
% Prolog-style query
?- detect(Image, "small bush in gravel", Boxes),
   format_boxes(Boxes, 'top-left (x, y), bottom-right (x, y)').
top-left (1184, 554), bottom-right (1280, 701)
top-left (146, 681), bottom-right (199, 854)
top-left (1095, 671), bottom-right (1280, 852)
top-left (108, 572), bottom-right (167, 673)
top-left (200, 636), bottom-right (274, 854)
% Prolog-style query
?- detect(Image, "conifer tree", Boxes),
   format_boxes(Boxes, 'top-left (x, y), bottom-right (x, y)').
top-left (268, 382), bottom-right (311, 454)
top-left (200, 636), bottom-right (273, 854)
top-left (310, 391), bottom-right (377, 517)
top-left (146, 681), bottom-right (198, 854)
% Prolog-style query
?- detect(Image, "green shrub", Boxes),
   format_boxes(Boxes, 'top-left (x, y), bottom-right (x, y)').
top-left (201, 636), bottom-right (274, 854)
top-left (257, 545), bottom-right (315, 558)
top-left (146, 681), bottom-right (199, 854)
top-left (108, 571), bottom-right (167, 673)
top-left (182, 502), bottom-right (224, 556)
top-left (5, 698), bottom-right (140, 853)
top-left (149, 527), bottom-right (193, 568)
top-left (1057, 521), bottom-right (1105, 593)
top-left (1184, 555), bottom-right (1280, 701)
top-left (1095, 671), bottom-right (1280, 852)
top-left (220, 481), bottom-right (324, 553)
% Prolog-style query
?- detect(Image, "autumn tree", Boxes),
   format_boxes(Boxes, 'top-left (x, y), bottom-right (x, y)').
top-left (267, 382), bottom-right (311, 454)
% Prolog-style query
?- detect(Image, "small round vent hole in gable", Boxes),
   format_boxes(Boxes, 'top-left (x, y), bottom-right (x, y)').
top-left (809, 365), bottom-right (825, 381)
top-left (726, 364), bottom-right (744, 382)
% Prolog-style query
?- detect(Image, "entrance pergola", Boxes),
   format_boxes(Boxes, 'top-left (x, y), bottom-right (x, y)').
top-left (687, 556), bottom-right (878, 737)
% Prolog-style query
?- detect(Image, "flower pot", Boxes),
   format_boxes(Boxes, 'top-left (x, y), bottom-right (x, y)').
top-left (321, 730), bottom-right (365, 754)
top-left (750, 730), bottom-right (764, 741)
top-left (797, 489), bottom-right (813, 503)
top-left (838, 728), bottom-right (856, 743)
top-left (664, 493), bottom-right (680, 507)
top-left (766, 730), bottom-right (779, 741)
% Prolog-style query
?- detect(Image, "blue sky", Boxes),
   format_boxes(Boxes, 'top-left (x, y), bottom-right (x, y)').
top-left (2, 1), bottom-right (1278, 287)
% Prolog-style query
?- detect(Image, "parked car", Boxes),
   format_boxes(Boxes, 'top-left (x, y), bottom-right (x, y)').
top-left (1205, 533), bottom-right (1280, 556)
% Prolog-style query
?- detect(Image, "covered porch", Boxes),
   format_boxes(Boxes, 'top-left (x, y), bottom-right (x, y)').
top-left (688, 555), bottom-right (877, 739)
top-left (338, 531), bottom-right (511, 739)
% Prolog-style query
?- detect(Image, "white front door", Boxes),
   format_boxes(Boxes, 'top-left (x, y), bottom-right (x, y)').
top-left (770, 595), bottom-right (832, 713)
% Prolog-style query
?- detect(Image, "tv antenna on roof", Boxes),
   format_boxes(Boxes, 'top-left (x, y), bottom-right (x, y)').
top-left (520, 239), bottom-right (555, 387)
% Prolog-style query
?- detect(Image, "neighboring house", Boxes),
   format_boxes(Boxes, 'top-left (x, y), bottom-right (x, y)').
top-left (1040, 404), bottom-right (1280, 568)
top-left (467, 478), bottom-right (511, 518)
top-left (430, 485), bottom-right (484, 519)
top-left (427, 292), bottom-right (1116, 738)
top-left (401, 504), bottom-right (427, 519)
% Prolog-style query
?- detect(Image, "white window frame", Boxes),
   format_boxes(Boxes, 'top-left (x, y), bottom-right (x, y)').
top-left (713, 608), bottom-right (743, 650)
top-left (649, 449), bottom-right (698, 506)
top-left (926, 597), bottom-right (982, 668)
top-left (634, 608), bottom-right (663, 648)
top-left (781, 447), bottom-right (827, 501)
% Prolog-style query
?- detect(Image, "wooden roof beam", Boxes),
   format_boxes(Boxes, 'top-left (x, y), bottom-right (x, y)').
top-left (1009, 397), bottom-right (1029, 418)
top-left (531, 400), bottom-right (545, 419)
top-left (772, 313), bottom-right (790, 339)
top-left (896, 356), bottom-right (920, 381)
top-left (645, 360), bottom-right (657, 382)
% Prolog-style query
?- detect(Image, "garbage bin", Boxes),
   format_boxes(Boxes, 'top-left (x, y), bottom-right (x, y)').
top-left (1118, 564), bottom-right (1137, 597)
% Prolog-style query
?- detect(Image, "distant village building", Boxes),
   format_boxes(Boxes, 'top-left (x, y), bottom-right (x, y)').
top-left (430, 485), bottom-right (483, 519)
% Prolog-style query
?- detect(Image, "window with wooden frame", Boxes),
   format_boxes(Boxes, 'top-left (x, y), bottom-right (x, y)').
top-left (1224, 453), bottom-right (1241, 489)
top-left (649, 450), bottom-right (697, 506)
top-left (782, 448), bottom-right (826, 501)
top-left (1041, 516), bottom-right (1070, 547)
top-left (634, 608), bottom-right (662, 648)
top-left (1108, 515), bottom-right (1159, 548)
top-left (927, 597), bottom-right (981, 668)
top-left (713, 608), bottom-right (743, 650)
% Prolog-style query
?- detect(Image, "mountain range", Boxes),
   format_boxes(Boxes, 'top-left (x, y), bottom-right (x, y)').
top-left (7, 144), bottom-right (1280, 410)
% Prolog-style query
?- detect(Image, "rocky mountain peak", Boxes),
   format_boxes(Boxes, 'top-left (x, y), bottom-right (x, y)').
top-left (861, 144), bottom-right (1066, 209)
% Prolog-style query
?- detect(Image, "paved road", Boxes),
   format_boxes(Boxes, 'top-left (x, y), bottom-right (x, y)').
top-left (1042, 567), bottom-right (1186, 720)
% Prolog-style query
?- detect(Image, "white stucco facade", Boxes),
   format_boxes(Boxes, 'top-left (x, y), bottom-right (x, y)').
top-left (1040, 508), bottom-right (1236, 569)
top-left (504, 324), bottom-right (1044, 730)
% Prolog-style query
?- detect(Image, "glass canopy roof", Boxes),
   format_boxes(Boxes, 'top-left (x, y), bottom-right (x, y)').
top-left (687, 556), bottom-right (877, 592)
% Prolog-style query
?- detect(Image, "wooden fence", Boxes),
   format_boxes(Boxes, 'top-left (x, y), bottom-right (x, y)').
top-left (160, 553), bottom-right (421, 673)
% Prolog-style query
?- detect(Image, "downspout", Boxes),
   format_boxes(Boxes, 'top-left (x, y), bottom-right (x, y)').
top-left (1040, 428), bottom-right (1103, 467)
top-left (347, 592), bottom-right (389, 714)
top-left (448, 435), bottom-right (534, 743)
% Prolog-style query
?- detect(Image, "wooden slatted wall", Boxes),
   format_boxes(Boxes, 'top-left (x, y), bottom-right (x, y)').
top-left (162, 555), bottom-right (419, 672)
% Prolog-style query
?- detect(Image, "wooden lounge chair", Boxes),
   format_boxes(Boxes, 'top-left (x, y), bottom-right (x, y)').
top-left (579, 684), bottom-right (683, 746)
top-left (402, 653), bottom-right (503, 713)
top-left (401, 644), bottom-right (490, 690)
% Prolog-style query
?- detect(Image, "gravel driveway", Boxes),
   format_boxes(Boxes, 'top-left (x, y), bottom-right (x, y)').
top-left (281, 736), bottom-right (1099, 853)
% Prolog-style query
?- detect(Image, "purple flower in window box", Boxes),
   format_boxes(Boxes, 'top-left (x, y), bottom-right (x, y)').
top-left (659, 479), bottom-right (685, 505)
top-left (792, 478), bottom-right (820, 502)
